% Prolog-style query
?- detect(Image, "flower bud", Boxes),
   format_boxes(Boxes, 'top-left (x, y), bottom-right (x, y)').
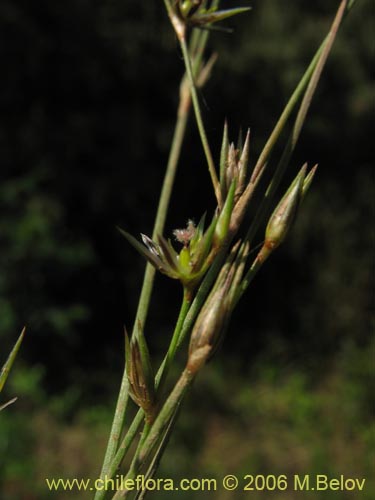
top-left (125, 330), bottom-right (156, 422)
top-left (178, 1), bottom-right (202, 19)
top-left (257, 164), bottom-right (316, 263)
top-left (214, 179), bottom-right (236, 247)
top-left (219, 122), bottom-right (251, 202)
top-left (265, 166), bottom-right (305, 249)
top-left (188, 271), bottom-right (233, 373)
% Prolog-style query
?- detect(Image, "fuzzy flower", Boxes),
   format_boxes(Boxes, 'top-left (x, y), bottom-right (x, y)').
top-left (119, 215), bottom-right (216, 291)
top-left (119, 182), bottom-right (237, 291)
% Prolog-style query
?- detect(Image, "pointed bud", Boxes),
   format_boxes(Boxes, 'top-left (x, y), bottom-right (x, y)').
top-left (226, 143), bottom-right (237, 193)
top-left (220, 120), bottom-right (229, 201)
top-left (178, 1), bottom-right (202, 19)
top-left (178, 246), bottom-right (191, 273)
top-left (257, 165), bottom-right (315, 263)
top-left (266, 166), bottom-right (306, 246)
top-left (118, 228), bottom-right (175, 277)
top-left (189, 214), bottom-right (217, 272)
top-left (0, 327), bottom-right (25, 394)
top-left (157, 235), bottom-right (180, 272)
top-left (125, 330), bottom-right (156, 422)
top-left (214, 180), bottom-right (236, 247)
top-left (189, 214), bottom-right (206, 252)
top-left (188, 273), bottom-right (233, 373)
top-left (189, 7), bottom-right (252, 27)
top-left (302, 164), bottom-right (318, 198)
top-left (220, 122), bottom-right (251, 202)
top-left (237, 129), bottom-right (251, 197)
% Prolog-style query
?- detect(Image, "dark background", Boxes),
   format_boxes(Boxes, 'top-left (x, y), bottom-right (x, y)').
top-left (0, 1), bottom-right (373, 498)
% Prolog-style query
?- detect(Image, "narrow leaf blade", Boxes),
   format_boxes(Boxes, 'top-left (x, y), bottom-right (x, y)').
top-left (0, 328), bottom-right (25, 393)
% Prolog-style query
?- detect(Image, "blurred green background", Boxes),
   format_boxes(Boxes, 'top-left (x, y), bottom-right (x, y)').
top-left (0, 0), bottom-right (373, 498)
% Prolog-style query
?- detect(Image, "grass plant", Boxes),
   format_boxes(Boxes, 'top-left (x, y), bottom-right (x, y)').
top-left (88, 1), bottom-right (356, 498)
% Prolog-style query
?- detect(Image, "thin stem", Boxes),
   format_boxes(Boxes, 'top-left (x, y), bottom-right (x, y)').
top-left (112, 368), bottom-right (196, 499)
top-left (97, 19), bottom-right (219, 494)
top-left (103, 250), bottom-right (227, 488)
top-left (230, 44), bottom-right (324, 236)
top-left (121, 420), bottom-right (152, 499)
top-left (235, 0), bottom-right (350, 303)
top-left (138, 368), bottom-right (195, 465)
top-left (180, 36), bottom-right (222, 207)
top-left (233, 254), bottom-right (263, 306)
top-left (134, 407), bottom-right (180, 500)
top-left (255, 0), bottom-right (353, 172)
top-left (156, 289), bottom-right (191, 393)
top-left (110, 371), bottom-right (195, 500)
top-left (231, 0), bottom-right (351, 240)
top-left (96, 373), bottom-right (130, 495)
top-left (102, 290), bottom-right (191, 494)
top-left (95, 51), bottom-right (192, 500)
top-left (290, 0), bottom-right (348, 150)
top-left (104, 251), bottom-right (223, 483)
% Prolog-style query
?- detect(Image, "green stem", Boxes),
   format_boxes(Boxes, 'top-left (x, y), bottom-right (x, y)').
top-left (236, 0), bottom-right (351, 303)
top-left (179, 36), bottom-right (221, 207)
top-left (103, 252), bottom-right (226, 491)
top-left (96, 373), bottom-right (130, 497)
top-left (231, 0), bottom-right (352, 241)
top-left (254, 0), bottom-right (354, 175)
top-left (156, 289), bottom-right (191, 393)
top-left (101, 291), bottom-right (191, 496)
top-left (230, 43), bottom-right (324, 236)
top-left (134, 407), bottom-right (180, 500)
top-left (97, 20), bottom-right (220, 497)
top-left (112, 368), bottom-right (196, 499)
top-left (95, 51), bottom-right (192, 500)
top-left (138, 368), bottom-right (195, 466)
top-left (233, 254), bottom-right (263, 306)
top-left (120, 420), bottom-right (152, 500)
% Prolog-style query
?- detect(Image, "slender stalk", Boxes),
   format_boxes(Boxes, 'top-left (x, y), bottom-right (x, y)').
top-left (230, 44), bottom-right (324, 235)
top-left (290, 0), bottom-right (348, 150)
top-left (156, 289), bottom-right (191, 393)
top-left (122, 420), bottom-right (152, 499)
top-left (134, 408), bottom-right (180, 500)
top-left (97, 21), bottom-right (220, 495)
top-left (0, 327), bottom-right (25, 392)
top-left (162, 1), bottom-right (221, 203)
top-left (106, 254), bottom-right (229, 497)
top-left (242, 0), bottom-right (349, 249)
top-left (98, 3), bottom-right (357, 498)
top-left (96, 368), bottom-right (130, 494)
top-left (235, 0), bottom-right (351, 303)
top-left (231, 0), bottom-right (352, 242)
top-left (138, 368), bottom-right (195, 465)
top-left (102, 247), bottom-right (227, 493)
top-left (95, 51), bottom-right (192, 500)
top-left (112, 368), bottom-right (196, 499)
top-left (233, 254), bottom-right (263, 306)
top-left (100, 291), bottom-right (191, 496)
top-left (179, 36), bottom-right (222, 206)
